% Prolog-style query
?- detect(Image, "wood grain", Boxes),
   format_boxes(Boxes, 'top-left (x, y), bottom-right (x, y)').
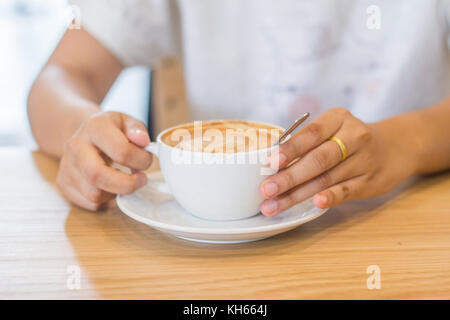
top-left (1, 147), bottom-right (450, 299)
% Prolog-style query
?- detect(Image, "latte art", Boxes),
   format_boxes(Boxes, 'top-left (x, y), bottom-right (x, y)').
top-left (162, 120), bottom-right (282, 153)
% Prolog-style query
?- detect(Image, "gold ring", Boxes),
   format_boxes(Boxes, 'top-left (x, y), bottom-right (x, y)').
top-left (329, 136), bottom-right (348, 161)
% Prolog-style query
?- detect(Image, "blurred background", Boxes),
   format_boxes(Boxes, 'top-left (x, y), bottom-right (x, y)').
top-left (0, 0), bottom-right (150, 147)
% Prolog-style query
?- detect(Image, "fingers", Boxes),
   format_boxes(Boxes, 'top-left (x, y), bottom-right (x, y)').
top-left (270, 108), bottom-right (349, 170)
top-left (58, 147), bottom-right (146, 210)
top-left (57, 161), bottom-right (114, 211)
top-left (261, 141), bottom-right (340, 198)
top-left (260, 154), bottom-right (364, 216)
top-left (77, 146), bottom-right (148, 195)
top-left (61, 185), bottom-right (109, 212)
top-left (57, 112), bottom-right (153, 211)
top-left (87, 113), bottom-right (153, 170)
top-left (261, 128), bottom-right (356, 199)
top-left (122, 115), bottom-right (151, 147)
top-left (313, 175), bottom-right (367, 209)
top-left (260, 108), bottom-right (376, 216)
top-left (67, 164), bottom-right (116, 204)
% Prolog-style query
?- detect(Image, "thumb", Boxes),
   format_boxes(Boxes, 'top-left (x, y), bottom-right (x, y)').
top-left (121, 114), bottom-right (151, 147)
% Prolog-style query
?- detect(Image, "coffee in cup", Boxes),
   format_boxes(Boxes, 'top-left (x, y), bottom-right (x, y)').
top-left (161, 120), bottom-right (282, 154)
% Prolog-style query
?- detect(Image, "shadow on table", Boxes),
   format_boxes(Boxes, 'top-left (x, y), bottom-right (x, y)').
top-left (30, 150), bottom-right (449, 299)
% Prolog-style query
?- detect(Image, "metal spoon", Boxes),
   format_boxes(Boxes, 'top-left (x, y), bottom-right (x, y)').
top-left (276, 112), bottom-right (310, 145)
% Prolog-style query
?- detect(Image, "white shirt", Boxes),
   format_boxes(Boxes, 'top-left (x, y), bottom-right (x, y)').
top-left (71, 0), bottom-right (450, 128)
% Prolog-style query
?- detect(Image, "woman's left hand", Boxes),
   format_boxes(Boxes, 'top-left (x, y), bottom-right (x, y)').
top-left (259, 107), bottom-right (417, 216)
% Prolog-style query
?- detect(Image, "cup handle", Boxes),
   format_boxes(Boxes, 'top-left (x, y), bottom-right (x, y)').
top-left (145, 142), bottom-right (159, 157)
top-left (144, 142), bottom-right (171, 194)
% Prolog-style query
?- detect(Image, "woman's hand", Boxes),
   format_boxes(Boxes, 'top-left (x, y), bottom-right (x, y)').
top-left (57, 111), bottom-right (153, 211)
top-left (259, 108), bottom-right (418, 216)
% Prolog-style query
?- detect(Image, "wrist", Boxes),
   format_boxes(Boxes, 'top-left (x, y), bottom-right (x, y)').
top-left (62, 103), bottom-right (100, 146)
top-left (371, 115), bottom-right (422, 178)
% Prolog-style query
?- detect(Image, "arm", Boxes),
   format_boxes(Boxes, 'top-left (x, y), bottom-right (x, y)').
top-left (377, 97), bottom-right (450, 175)
top-left (28, 28), bottom-right (122, 158)
top-left (260, 100), bottom-right (450, 216)
top-left (28, 28), bottom-right (153, 210)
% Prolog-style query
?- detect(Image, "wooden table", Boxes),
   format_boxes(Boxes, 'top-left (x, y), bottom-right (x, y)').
top-left (1, 147), bottom-right (450, 299)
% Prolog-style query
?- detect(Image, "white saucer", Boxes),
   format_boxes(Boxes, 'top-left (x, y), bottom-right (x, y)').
top-left (117, 171), bottom-right (328, 244)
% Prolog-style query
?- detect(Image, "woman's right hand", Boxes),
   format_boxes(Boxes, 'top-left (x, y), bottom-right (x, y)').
top-left (57, 111), bottom-right (153, 211)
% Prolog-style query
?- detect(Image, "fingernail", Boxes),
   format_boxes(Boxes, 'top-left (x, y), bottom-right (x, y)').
top-left (270, 152), bottom-right (287, 170)
top-left (261, 199), bottom-right (278, 216)
top-left (263, 182), bottom-right (278, 197)
top-left (128, 128), bottom-right (150, 147)
top-left (130, 128), bottom-right (144, 134)
top-left (313, 194), bottom-right (328, 208)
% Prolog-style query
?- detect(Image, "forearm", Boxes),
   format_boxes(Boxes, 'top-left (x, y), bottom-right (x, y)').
top-left (374, 97), bottom-right (450, 176)
top-left (27, 64), bottom-right (101, 158)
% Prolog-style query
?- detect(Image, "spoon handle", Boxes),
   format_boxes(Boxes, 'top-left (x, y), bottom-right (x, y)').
top-left (277, 112), bottom-right (310, 145)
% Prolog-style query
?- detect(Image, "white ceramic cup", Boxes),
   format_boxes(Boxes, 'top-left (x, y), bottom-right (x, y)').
top-left (145, 121), bottom-right (283, 221)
